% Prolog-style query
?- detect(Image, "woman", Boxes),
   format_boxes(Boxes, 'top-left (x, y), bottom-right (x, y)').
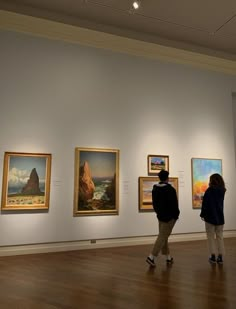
top-left (200, 173), bottom-right (226, 264)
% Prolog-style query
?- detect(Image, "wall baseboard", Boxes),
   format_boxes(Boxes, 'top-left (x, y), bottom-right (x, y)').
top-left (0, 230), bottom-right (235, 257)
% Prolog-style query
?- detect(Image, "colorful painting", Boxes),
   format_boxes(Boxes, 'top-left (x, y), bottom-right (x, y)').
top-left (1, 152), bottom-right (51, 210)
top-left (191, 158), bottom-right (222, 209)
top-left (139, 176), bottom-right (178, 211)
top-left (74, 147), bottom-right (119, 216)
top-left (147, 155), bottom-right (169, 175)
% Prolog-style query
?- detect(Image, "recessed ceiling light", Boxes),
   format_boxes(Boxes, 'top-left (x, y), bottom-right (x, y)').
top-left (132, 1), bottom-right (141, 10)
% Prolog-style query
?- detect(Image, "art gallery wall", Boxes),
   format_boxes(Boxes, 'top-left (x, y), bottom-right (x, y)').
top-left (0, 30), bottom-right (236, 247)
top-left (233, 93), bottom-right (236, 169)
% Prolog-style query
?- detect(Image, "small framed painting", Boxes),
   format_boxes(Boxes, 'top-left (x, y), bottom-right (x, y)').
top-left (74, 147), bottom-right (119, 216)
top-left (139, 176), bottom-right (178, 212)
top-left (1, 152), bottom-right (51, 210)
top-left (191, 158), bottom-right (222, 209)
top-left (147, 155), bottom-right (169, 175)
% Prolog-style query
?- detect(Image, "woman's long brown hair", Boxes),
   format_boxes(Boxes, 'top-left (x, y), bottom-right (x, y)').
top-left (209, 173), bottom-right (226, 191)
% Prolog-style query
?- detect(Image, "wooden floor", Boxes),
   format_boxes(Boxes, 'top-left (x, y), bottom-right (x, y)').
top-left (0, 238), bottom-right (235, 309)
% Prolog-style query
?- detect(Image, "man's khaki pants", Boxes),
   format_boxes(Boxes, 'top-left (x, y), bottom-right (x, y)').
top-left (152, 219), bottom-right (176, 256)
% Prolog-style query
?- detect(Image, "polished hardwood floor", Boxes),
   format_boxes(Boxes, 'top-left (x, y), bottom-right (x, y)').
top-left (0, 238), bottom-right (235, 309)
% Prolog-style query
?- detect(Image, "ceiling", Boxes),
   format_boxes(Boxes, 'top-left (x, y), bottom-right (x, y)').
top-left (0, 0), bottom-right (236, 61)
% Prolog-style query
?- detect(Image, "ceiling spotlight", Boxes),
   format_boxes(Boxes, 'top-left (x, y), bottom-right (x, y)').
top-left (132, 1), bottom-right (141, 10)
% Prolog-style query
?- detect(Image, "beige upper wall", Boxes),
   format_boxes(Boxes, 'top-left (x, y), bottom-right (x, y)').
top-left (0, 9), bottom-right (236, 76)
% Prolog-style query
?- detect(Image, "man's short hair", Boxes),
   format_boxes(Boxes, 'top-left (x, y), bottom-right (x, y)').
top-left (158, 170), bottom-right (169, 181)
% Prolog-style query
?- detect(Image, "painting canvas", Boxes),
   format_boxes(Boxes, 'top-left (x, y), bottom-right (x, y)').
top-left (191, 158), bottom-right (222, 209)
top-left (74, 147), bottom-right (119, 216)
top-left (148, 155), bottom-right (169, 175)
top-left (1, 152), bottom-right (51, 210)
top-left (139, 176), bottom-right (178, 211)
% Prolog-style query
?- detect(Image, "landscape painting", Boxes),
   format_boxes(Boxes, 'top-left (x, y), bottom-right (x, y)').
top-left (191, 158), bottom-right (222, 209)
top-left (74, 147), bottom-right (119, 216)
top-left (139, 176), bottom-right (178, 211)
top-left (1, 152), bottom-right (51, 210)
top-left (148, 155), bottom-right (169, 175)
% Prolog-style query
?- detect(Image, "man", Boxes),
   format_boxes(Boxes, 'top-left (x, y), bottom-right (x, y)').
top-left (146, 169), bottom-right (180, 267)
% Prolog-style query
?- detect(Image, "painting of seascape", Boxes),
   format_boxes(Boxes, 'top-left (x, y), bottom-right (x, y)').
top-left (74, 148), bottom-right (119, 216)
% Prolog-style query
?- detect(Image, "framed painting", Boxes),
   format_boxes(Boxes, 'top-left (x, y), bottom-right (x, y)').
top-left (139, 176), bottom-right (178, 212)
top-left (74, 147), bottom-right (119, 216)
top-left (191, 158), bottom-right (222, 209)
top-left (147, 155), bottom-right (169, 175)
top-left (1, 152), bottom-right (51, 210)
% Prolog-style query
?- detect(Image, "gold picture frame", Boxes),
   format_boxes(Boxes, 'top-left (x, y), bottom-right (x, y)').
top-left (1, 152), bottom-right (52, 210)
top-left (147, 155), bottom-right (169, 175)
top-left (139, 176), bottom-right (178, 212)
top-left (74, 147), bottom-right (119, 216)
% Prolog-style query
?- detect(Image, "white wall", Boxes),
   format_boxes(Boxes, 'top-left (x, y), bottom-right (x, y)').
top-left (0, 30), bottom-right (236, 246)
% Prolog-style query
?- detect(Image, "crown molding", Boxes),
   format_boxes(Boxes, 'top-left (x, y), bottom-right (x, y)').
top-left (0, 9), bottom-right (236, 75)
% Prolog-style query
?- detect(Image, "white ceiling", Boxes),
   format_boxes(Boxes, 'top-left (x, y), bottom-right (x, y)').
top-left (0, 0), bottom-right (236, 60)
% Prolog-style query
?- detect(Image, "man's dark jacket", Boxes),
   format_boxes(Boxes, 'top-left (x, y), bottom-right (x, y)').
top-left (152, 182), bottom-right (180, 222)
top-left (200, 187), bottom-right (225, 225)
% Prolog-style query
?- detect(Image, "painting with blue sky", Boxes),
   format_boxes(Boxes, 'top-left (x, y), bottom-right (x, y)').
top-left (1, 152), bottom-right (51, 210)
top-left (148, 155), bottom-right (169, 175)
top-left (139, 176), bottom-right (178, 211)
top-left (8, 156), bottom-right (47, 194)
top-left (191, 158), bottom-right (222, 209)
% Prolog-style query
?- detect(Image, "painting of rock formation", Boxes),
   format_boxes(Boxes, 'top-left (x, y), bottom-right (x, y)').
top-left (1, 152), bottom-right (51, 210)
top-left (22, 168), bottom-right (42, 195)
top-left (79, 161), bottom-right (95, 203)
top-left (74, 148), bottom-right (119, 216)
